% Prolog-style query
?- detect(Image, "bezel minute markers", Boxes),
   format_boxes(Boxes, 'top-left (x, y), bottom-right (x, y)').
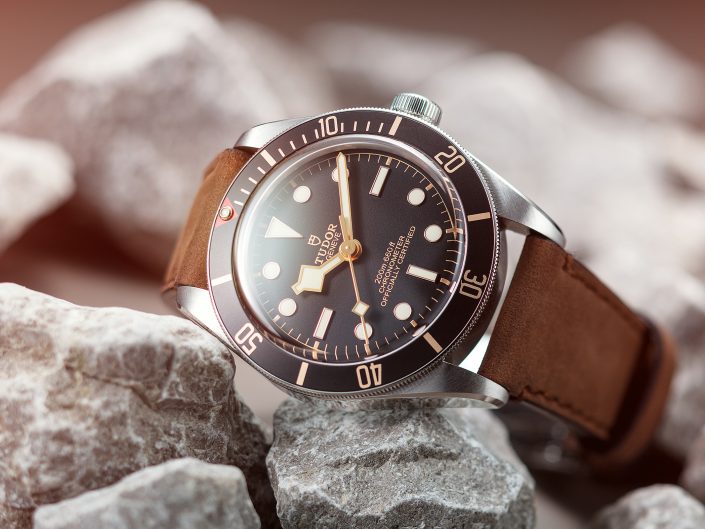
top-left (208, 108), bottom-right (500, 397)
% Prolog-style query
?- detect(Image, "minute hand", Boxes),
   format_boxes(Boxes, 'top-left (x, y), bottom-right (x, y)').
top-left (336, 152), bottom-right (354, 241)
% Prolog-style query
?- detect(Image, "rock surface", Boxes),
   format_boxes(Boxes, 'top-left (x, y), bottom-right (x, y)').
top-left (682, 427), bottom-right (705, 503)
top-left (0, 0), bottom-right (332, 270)
top-left (267, 399), bottom-right (535, 529)
top-left (562, 24), bottom-right (705, 122)
top-left (0, 283), bottom-right (274, 528)
top-left (589, 485), bottom-right (705, 529)
top-left (33, 458), bottom-right (260, 529)
top-left (0, 133), bottom-right (73, 253)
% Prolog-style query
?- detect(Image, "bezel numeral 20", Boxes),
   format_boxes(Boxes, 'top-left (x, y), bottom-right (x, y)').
top-left (356, 363), bottom-right (382, 389)
top-left (434, 145), bottom-right (466, 173)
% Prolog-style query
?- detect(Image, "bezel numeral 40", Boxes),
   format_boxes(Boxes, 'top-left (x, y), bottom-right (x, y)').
top-left (356, 363), bottom-right (382, 389)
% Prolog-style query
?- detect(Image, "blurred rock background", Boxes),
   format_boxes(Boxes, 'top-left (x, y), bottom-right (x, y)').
top-left (1, 1), bottom-right (705, 528)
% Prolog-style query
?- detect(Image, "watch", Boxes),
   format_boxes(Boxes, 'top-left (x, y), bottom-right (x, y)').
top-left (163, 93), bottom-right (675, 468)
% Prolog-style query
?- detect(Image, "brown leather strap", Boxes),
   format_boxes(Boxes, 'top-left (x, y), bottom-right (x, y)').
top-left (479, 234), bottom-right (676, 465)
top-left (163, 148), bottom-right (252, 293)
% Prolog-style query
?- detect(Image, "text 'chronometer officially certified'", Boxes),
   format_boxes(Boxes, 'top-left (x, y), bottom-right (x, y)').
top-left (163, 93), bottom-right (676, 469)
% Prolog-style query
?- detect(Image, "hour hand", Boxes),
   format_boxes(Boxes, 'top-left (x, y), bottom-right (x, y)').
top-left (292, 254), bottom-right (344, 295)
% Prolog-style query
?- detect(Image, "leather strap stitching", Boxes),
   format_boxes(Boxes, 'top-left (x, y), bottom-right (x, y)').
top-left (521, 385), bottom-right (609, 436)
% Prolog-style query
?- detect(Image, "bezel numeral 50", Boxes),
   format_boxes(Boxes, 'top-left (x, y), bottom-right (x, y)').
top-left (233, 323), bottom-right (263, 355)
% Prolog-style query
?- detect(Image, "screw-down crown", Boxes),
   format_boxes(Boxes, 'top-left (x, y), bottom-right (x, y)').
top-left (390, 93), bottom-right (442, 125)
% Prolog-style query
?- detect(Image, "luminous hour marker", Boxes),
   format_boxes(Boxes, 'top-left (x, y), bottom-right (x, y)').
top-left (424, 225), bottom-right (443, 243)
top-left (423, 332), bottom-right (443, 353)
top-left (265, 216), bottom-right (302, 238)
top-left (406, 264), bottom-right (438, 283)
top-left (369, 166), bottom-right (390, 197)
top-left (407, 188), bottom-right (426, 206)
top-left (278, 298), bottom-right (297, 317)
top-left (467, 212), bottom-right (491, 222)
top-left (331, 168), bottom-right (339, 182)
top-left (313, 307), bottom-right (334, 339)
top-left (354, 322), bottom-right (373, 340)
top-left (262, 262), bottom-right (280, 280)
top-left (393, 302), bottom-right (412, 320)
top-left (293, 185), bottom-right (311, 203)
top-left (352, 301), bottom-right (369, 317)
top-left (389, 115), bottom-right (402, 136)
top-left (296, 362), bottom-right (309, 385)
top-left (261, 149), bottom-right (277, 167)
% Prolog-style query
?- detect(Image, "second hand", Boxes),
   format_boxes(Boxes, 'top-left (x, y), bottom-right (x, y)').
top-left (348, 259), bottom-right (371, 355)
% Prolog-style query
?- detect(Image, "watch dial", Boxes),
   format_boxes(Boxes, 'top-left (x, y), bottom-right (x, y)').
top-left (209, 109), bottom-right (498, 394)
top-left (235, 146), bottom-right (464, 363)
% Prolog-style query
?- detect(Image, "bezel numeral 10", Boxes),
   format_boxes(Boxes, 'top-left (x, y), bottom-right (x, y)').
top-left (318, 115), bottom-right (339, 137)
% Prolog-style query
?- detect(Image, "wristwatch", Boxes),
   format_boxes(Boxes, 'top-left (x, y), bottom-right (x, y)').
top-left (163, 93), bottom-right (675, 468)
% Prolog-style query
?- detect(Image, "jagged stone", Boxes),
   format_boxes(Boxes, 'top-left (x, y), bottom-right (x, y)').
top-left (267, 399), bottom-right (535, 529)
top-left (562, 24), bottom-right (705, 121)
top-left (590, 485), bottom-right (705, 529)
top-left (0, 133), bottom-right (73, 253)
top-left (682, 426), bottom-right (705, 503)
top-left (0, 283), bottom-right (274, 528)
top-left (0, 0), bottom-right (332, 270)
top-left (33, 458), bottom-right (260, 529)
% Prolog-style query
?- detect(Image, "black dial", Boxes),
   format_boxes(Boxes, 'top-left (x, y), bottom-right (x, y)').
top-left (208, 109), bottom-right (498, 394)
top-left (235, 148), bottom-right (464, 363)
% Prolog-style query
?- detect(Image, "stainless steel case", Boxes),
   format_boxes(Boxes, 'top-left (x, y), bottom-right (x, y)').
top-left (171, 100), bottom-right (565, 410)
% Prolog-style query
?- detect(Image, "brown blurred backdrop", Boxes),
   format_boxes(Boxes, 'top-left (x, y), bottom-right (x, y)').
top-left (2, 0), bottom-right (705, 94)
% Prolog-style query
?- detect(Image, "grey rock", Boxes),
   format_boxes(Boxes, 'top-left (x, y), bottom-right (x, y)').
top-left (0, 506), bottom-right (32, 529)
top-left (661, 124), bottom-right (705, 197)
top-left (0, 0), bottom-right (332, 271)
top-left (562, 24), bottom-right (705, 121)
top-left (33, 458), bottom-right (260, 529)
top-left (0, 283), bottom-right (275, 528)
top-left (682, 427), bottom-right (705, 503)
top-left (0, 133), bottom-right (73, 253)
top-left (590, 485), bottom-right (705, 529)
top-left (306, 22), bottom-right (480, 102)
top-left (224, 19), bottom-right (335, 118)
top-left (267, 399), bottom-right (535, 529)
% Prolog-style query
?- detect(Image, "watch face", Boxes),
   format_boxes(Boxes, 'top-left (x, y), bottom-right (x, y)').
top-left (209, 109), bottom-right (499, 396)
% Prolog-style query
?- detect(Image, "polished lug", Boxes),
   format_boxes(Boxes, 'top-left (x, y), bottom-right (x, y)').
top-left (381, 360), bottom-right (509, 407)
top-left (174, 285), bottom-right (233, 348)
top-left (234, 117), bottom-right (309, 151)
top-left (468, 152), bottom-right (566, 247)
